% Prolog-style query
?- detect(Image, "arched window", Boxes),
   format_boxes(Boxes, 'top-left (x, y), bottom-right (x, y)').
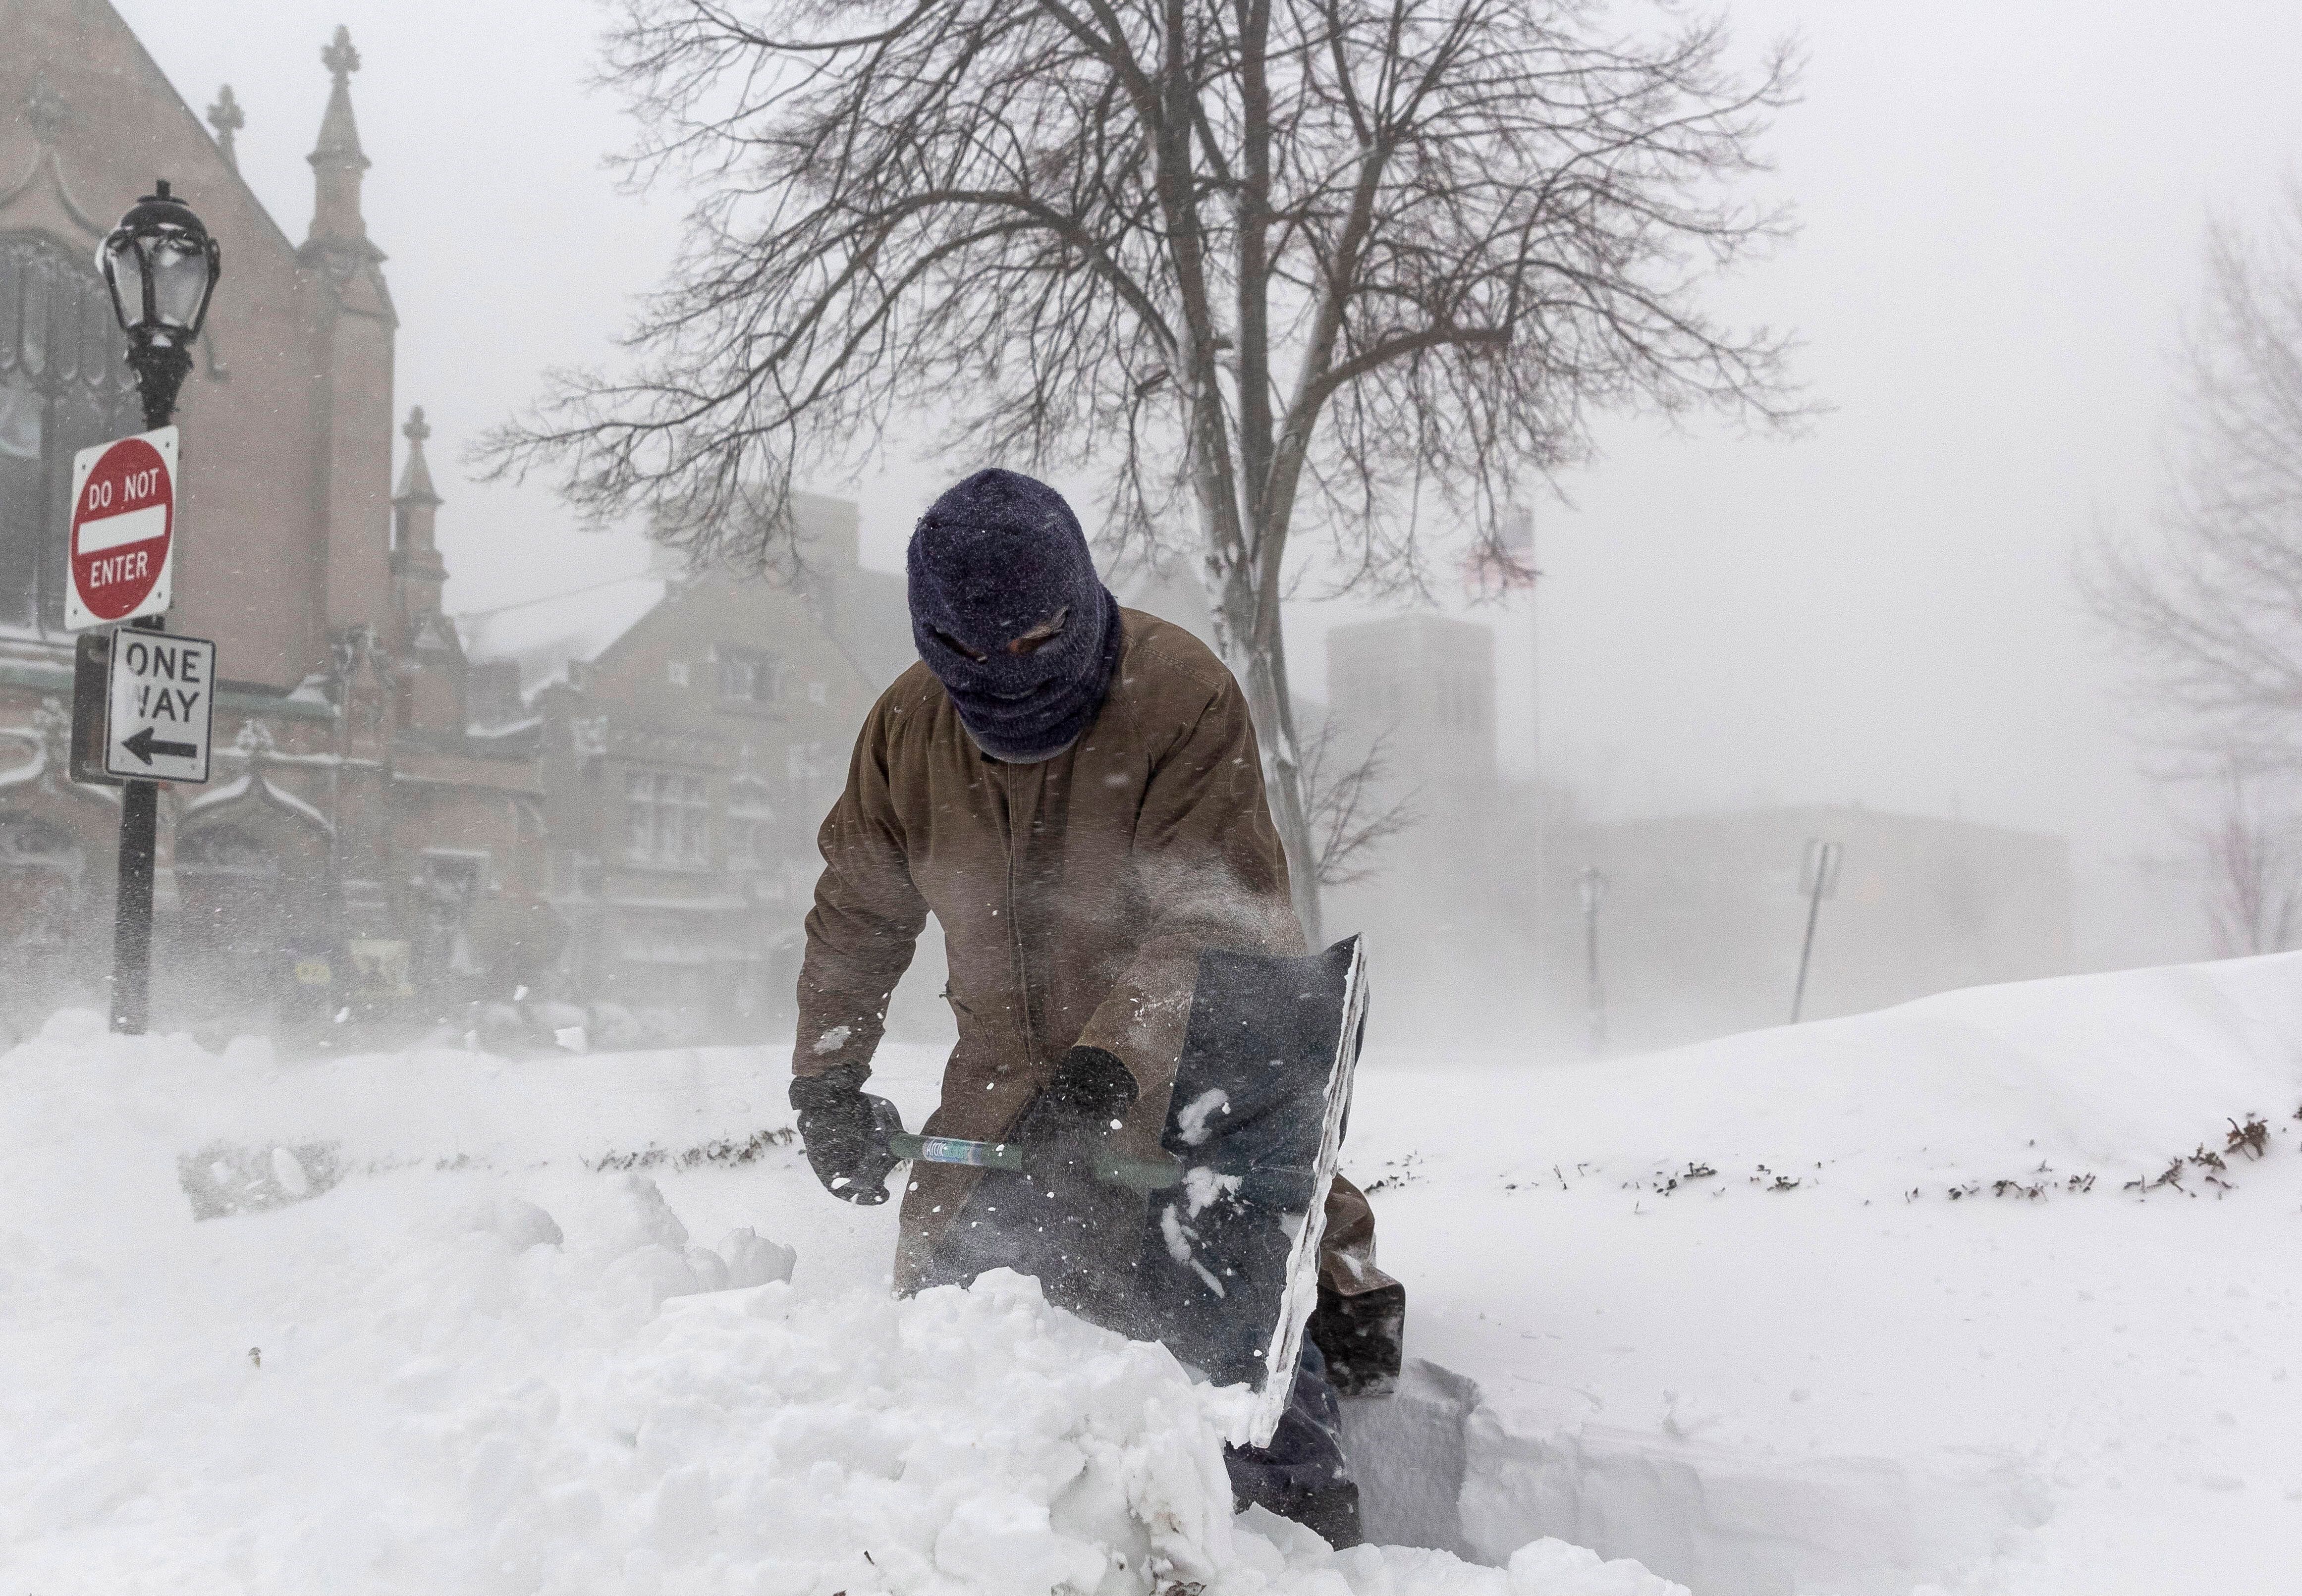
top-left (0, 234), bottom-right (143, 633)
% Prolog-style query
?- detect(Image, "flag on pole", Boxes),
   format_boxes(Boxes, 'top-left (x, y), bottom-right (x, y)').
top-left (1463, 504), bottom-right (1539, 595)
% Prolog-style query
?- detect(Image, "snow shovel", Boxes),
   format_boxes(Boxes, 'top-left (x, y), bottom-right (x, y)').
top-left (891, 935), bottom-right (1368, 1447)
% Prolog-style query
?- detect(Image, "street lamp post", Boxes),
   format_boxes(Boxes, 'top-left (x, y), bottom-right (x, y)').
top-left (96, 179), bottom-right (220, 1034)
top-left (1579, 864), bottom-right (1608, 1055)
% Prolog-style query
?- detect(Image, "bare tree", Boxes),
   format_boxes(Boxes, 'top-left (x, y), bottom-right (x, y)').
top-left (483, 0), bottom-right (1801, 940)
top-left (1299, 717), bottom-right (1419, 888)
top-left (2086, 191), bottom-right (2302, 942)
top-left (2088, 190), bottom-right (2302, 765)
top-left (2196, 759), bottom-right (2302, 956)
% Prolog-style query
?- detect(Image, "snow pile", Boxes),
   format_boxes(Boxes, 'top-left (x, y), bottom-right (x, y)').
top-left (15, 948), bottom-right (2301, 1595)
top-left (0, 1013), bottom-right (1674, 1596)
top-left (1349, 952), bottom-right (2302, 1596)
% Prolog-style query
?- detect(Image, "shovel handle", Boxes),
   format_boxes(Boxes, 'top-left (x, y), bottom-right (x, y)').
top-left (888, 1131), bottom-right (1184, 1194)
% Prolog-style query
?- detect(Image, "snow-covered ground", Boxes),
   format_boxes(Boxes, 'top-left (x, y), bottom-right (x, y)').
top-left (4, 953), bottom-right (2299, 1593)
top-left (1350, 953), bottom-right (2302, 1595)
top-left (0, 1018), bottom-right (1669, 1595)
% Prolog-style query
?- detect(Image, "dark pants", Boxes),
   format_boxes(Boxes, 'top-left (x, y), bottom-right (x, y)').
top-left (1224, 1340), bottom-right (1364, 1548)
top-left (921, 1172), bottom-right (1370, 1549)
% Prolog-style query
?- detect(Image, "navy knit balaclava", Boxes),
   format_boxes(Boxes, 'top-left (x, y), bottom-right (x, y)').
top-left (907, 469), bottom-right (1122, 762)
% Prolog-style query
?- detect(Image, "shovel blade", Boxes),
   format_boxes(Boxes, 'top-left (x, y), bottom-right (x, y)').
top-left (1138, 935), bottom-right (1369, 1447)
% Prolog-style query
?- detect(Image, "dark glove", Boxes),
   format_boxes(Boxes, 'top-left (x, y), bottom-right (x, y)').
top-left (1007, 1045), bottom-right (1138, 1178)
top-left (999, 1046), bottom-right (1143, 1318)
top-left (789, 1062), bottom-right (904, 1205)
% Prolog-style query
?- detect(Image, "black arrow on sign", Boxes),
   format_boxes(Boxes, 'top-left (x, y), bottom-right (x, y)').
top-left (122, 726), bottom-right (197, 765)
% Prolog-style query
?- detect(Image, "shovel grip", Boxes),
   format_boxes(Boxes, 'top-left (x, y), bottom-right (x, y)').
top-left (889, 1131), bottom-right (1022, 1172)
top-left (888, 1131), bottom-right (1183, 1193)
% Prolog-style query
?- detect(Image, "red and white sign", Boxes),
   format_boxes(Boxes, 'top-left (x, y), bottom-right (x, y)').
top-left (65, 426), bottom-right (177, 632)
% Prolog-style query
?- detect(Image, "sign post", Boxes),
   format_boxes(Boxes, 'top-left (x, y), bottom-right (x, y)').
top-left (1790, 839), bottom-right (1843, 1025)
top-left (64, 426), bottom-right (210, 1035)
top-left (1579, 864), bottom-right (1608, 1055)
top-left (83, 177), bottom-right (223, 1037)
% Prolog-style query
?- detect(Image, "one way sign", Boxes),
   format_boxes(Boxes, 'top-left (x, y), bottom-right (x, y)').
top-left (105, 629), bottom-right (216, 784)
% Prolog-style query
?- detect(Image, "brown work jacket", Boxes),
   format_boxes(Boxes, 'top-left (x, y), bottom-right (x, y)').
top-left (796, 608), bottom-right (1338, 1288)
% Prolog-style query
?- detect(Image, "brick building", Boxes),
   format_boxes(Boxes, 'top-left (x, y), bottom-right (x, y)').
top-left (459, 494), bottom-right (913, 1044)
top-left (0, 4), bottom-right (543, 1038)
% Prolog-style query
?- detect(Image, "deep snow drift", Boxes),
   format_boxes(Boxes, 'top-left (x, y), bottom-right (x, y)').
top-left (5, 951), bottom-right (2301, 1594)
top-left (1351, 953), bottom-right (2302, 1595)
top-left (0, 1012), bottom-right (1669, 1596)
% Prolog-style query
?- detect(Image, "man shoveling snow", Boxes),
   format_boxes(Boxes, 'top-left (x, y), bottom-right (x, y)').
top-left (787, 469), bottom-right (1402, 1545)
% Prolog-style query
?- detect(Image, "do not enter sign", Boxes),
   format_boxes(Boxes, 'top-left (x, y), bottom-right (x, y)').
top-left (65, 426), bottom-right (177, 631)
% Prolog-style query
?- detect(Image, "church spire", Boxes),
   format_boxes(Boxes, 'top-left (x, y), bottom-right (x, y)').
top-left (394, 406), bottom-right (442, 511)
top-left (302, 23), bottom-right (397, 640)
top-left (392, 407), bottom-right (448, 626)
top-left (307, 27), bottom-right (373, 249)
top-left (207, 85), bottom-right (245, 173)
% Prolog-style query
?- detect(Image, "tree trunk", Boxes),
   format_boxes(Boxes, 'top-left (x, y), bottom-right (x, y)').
top-left (1207, 553), bottom-right (1323, 948)
top-left (1248, 639), bottom-right (1323, 950)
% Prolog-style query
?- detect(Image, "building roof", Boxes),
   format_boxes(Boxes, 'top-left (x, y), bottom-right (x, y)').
top-left (457, 576), bottom-right (666, 697)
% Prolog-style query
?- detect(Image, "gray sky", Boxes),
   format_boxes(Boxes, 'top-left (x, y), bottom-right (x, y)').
top-left (116, 0), bottom-right (2302, 870)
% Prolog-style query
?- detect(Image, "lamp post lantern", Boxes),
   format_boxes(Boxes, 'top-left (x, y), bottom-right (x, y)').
top-left (93, 178), bottom-right (221, 1034)
top-left (97, 178), bottom-right (222, 430)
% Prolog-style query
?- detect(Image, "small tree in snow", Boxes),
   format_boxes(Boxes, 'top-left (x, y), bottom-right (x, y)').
top-left (2196, 760), bottom-right (2302, 957)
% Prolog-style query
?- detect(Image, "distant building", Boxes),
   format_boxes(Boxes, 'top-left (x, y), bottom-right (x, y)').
top-left (1321, 613), bottom-right (1525, 1037)
top-left (1325, 613), bottom-right (1498, 794)
top-left (0, 8), bottom-right (538, 1037)
top-left (1315, 612), bottom-right (2078, 1051)
top-left (1554, 805), bottom-right (2075, 1049)
top-left (461, 494), bottom-right (913, 1042)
